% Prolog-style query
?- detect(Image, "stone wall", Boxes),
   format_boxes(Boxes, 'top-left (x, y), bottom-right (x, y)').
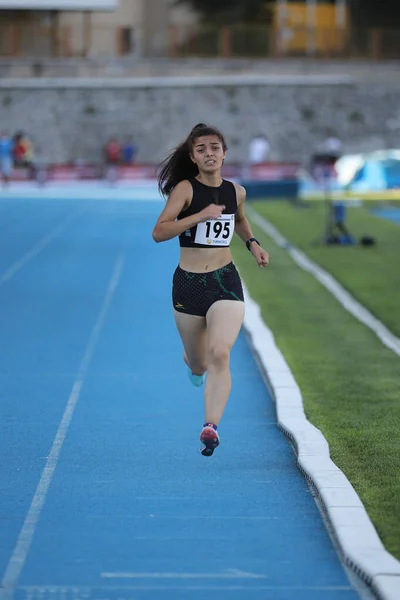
top-left (1, 76), bottom-right (399, 166)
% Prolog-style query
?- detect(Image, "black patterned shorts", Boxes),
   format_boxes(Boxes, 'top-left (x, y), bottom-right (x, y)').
top-left (172, 261), bottom-right (244, 317)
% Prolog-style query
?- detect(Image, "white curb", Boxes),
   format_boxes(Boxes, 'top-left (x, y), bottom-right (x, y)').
top-left (242, 283), bottom-right (400, 600)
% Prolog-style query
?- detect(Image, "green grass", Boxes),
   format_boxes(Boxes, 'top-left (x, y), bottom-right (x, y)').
top-left (249, 200), bottom-right (400, 336)
top-left (231, 215), bottom-right (400, 560)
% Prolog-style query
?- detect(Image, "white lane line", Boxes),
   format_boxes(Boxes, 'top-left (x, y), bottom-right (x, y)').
top-left (1, 253), bottom-right (125, 591)
top-left (89, 516), bottom-right (279, 520)
top-left (0, 206), bottom-right (86, 286)
top-left (101, 570), bottom-right (266, 579)
top-left (246, 205), bottom-right (400, 358)
top-left (17, 584), bottom-right (354, 592)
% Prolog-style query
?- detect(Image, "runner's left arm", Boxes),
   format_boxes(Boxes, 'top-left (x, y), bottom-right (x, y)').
top-left (234, 183), bottom-right (270, 268)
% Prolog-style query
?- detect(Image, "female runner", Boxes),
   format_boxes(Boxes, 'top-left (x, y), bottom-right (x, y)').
top-left (152, 124), bottom-right (269, 456)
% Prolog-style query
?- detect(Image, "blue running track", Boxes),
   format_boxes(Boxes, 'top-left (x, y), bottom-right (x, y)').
top-left (0, 195), bottom-right (362, 600)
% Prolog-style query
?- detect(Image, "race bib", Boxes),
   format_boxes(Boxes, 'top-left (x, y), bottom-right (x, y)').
top-left (195, 214), bottom-right (235, 246)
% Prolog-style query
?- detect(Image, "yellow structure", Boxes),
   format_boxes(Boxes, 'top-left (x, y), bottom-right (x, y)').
top-left (273, 2), bottom-right (350, 55)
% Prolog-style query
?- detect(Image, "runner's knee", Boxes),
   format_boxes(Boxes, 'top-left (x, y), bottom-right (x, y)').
top-left (185, 351), bottom-right (207, 375)
top-left (208, 343), bottom-right (230, 370)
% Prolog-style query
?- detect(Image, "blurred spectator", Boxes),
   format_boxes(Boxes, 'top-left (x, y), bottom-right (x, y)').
top-left (322, 136), bottom-right (343, 161)
top-left (0, 131), bottom-right (13, 186)
top-left (310, 135), bottom-right (343, 185)
top-left (326, 200), bottom-right (357, 246)
top-left (104, 138), bottom-right (121, 165)
top-left (122, 136), bottom-right (138, 165)
top-left (12, 131), bottom-right (36, 179)
top-left (248, 134), bottom-right (271, 165)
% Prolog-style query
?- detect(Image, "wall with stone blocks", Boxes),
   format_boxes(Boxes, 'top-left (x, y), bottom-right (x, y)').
top-left (1, 78), bottom-right (399, 165)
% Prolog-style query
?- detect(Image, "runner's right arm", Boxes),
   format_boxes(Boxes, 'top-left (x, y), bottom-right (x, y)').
top-left (152, 180), bottom-right (224, 243)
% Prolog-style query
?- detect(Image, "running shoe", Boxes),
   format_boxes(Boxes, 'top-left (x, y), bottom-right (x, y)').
top-left (188, 368), bottom-right (205, 388)
top-left (200, 426), bottom-right (220, 457)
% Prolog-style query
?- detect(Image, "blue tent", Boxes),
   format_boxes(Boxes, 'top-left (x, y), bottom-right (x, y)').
top-left (347, 152), bottom-right (400, 192)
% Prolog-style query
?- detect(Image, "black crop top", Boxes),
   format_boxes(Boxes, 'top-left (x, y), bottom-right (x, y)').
top-left (177, 178), bottom-right (238, 249)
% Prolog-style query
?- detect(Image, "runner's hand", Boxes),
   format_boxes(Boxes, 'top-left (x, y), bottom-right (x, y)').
top-left (251, 245), bottom-right (269, 268)
top-left (198, 204), bottom-right (225, 223)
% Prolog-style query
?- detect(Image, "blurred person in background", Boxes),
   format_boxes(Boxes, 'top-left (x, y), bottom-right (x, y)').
top-left (0, 131), bottom-right (14, 187)
top-left (104, 137), bottom-right (121, 166)
top-left (104, 137), bottom-right (121, 185)
top-left (153, 123), bottom-right (269, 457)
top-left (322, 135), bottom-right (343, 162)
top-left (13, 131), bottom-right (36, 179)
top-left (310, 134), bottom-right (343, 186)
top-left (122, 136), bottom-right (138, 165)
top-left (248, 133), bottom-right (271, 165)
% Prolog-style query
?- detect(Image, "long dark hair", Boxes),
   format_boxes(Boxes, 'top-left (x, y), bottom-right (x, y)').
top-left (157, 123), bottom-right (228, 197)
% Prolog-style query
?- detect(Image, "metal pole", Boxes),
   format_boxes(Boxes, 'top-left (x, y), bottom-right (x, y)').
top-left (335, 0), bottom-right (347, 28)
top-left (276, 0), bottom-right (287, 55)
top-left (277, 0), bottom-right (287, 26)
top-left (335, 0), bottom-right (347, 55)
top-left (306, 0), bottom-right (317, 56)
top-left (50, 10), bottom-right (59, 57)
top-left (83, 11), bottom-right (92, 58)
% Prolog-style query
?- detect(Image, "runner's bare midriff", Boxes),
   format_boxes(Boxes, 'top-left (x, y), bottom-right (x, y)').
top-left (179, 247), bottom-right (233, 273)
